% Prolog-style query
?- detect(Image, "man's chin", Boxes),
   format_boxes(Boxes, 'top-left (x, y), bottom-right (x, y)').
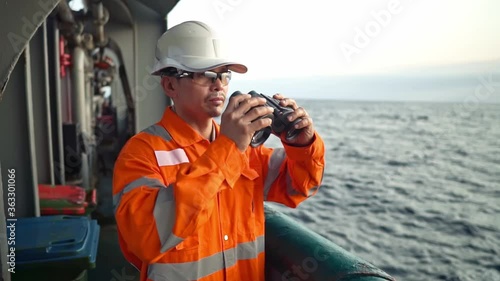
top-left (210, 111), bottom-right (222, 118)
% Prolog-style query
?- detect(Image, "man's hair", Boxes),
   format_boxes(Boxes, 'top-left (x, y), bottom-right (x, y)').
top-left (158, 67), bottom-right (180, 77)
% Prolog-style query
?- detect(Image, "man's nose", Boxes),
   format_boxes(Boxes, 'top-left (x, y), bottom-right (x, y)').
top-left (210, 76), bottom-right (224, 91)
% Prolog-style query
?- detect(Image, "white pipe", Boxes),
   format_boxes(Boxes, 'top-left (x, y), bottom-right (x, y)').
top-left (92, 1), bottom-right (108, 47)
top-left (72, 46), bottom-right (87, 136)
top-left (25, 44), bottom-right (41, 217)
top-left (43, 21), bottom-right (55, 186)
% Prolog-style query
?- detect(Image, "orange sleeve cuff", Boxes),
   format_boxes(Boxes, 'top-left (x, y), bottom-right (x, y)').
top-left (283, 132), bottom-right (324, 162)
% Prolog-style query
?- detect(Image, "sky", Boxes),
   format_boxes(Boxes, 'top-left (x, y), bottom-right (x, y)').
top-left (167, 0), bottom-right (500, 101)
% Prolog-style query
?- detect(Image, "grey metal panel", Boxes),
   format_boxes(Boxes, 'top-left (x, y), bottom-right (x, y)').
top-left (0, 53), bottom-right (37, 218)
top-left (134, 0), bottom-right (180, 18)
top-left (128, 0), bottom-right (170, 132)
top-left (0, 0), bottom-right (60, 96)
top-left (104, 0), bottom-right (134, 26)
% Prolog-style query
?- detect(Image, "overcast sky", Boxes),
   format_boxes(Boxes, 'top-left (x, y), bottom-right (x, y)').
top-left (168, 0), bottom-right (499, 101)
top-left (168, 0), bottom-right (498, 75)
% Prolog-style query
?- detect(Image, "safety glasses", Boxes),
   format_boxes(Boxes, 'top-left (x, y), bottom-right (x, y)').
top-left (177, 70), bottom-right (232, 86)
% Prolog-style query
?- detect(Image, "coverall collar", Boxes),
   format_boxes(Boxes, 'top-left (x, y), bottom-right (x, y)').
top-left (160, 106), bottom-right (220, 147)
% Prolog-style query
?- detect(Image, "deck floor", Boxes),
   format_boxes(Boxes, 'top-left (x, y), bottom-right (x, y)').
top-left (87, 170), bottom-right (140, 281)
top-left (87, 224), bottom-right (140, 281)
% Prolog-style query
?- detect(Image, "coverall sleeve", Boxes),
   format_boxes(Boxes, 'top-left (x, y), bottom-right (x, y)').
top-left (261, 131), bottom-right (325, 207)
top-left (113, 135), bottom-right (247, 264)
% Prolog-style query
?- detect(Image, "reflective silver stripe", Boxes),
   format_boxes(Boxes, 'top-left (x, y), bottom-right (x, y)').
top-left (264, 148), bottom-right (320, 199)
top-left (114, 176), bottom-right (182, 253)
top-left (263, 149), bottom-right (286, 200)
top-left (285, 166), bottom-right (320, 198)
top-left (113, 177), bottom-right (167, 213)
top-left (142, 124), bottom-right (172, 142)
top-left (154, 186), bottom-right (182, 253)
top-left (285, 171), bottom-right (297, 196)
top-left (308, 186), bottom-right (320, 197)
top-left (147, 235), bottom-right (265, 281)
top-left (285, 171), bottom-right (307, 197)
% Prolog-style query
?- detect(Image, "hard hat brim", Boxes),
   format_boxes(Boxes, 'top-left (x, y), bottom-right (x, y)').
top-left (151, 56), bottom-right (247, 76)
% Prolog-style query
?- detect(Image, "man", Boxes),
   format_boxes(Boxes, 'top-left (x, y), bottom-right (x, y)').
top-left (113, 21), bottom-right (325, 281)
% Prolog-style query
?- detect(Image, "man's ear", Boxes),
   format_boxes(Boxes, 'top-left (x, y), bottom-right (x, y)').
top-left (161, 76), bottom-right (178, 98)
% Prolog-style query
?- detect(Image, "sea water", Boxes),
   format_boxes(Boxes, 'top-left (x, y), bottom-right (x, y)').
top-left (264, 100), bottom-right (500, 281)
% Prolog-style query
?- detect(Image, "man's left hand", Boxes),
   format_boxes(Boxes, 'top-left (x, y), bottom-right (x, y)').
top-left (273, 94), bottom-right (315, 146)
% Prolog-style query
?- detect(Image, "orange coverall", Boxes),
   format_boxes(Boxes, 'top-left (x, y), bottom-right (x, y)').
top-left (113, 106), bottom-right (325, 281)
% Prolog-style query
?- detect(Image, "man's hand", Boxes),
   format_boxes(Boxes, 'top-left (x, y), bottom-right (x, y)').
top-left (220, 93), bottom-right (274, 152)
top-left (273, 93), bottom-right (315, 146)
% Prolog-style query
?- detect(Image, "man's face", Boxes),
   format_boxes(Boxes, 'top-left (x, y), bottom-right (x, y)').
top-left (171, 66), bottom-right (230, 120)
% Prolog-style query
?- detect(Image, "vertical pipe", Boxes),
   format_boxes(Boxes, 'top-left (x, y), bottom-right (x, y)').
top-left (92, 1), bottom-right (107, 48)
top-left (133, 22), bottom-right (139, 133)
top-left (72, 46), bottom-right (87, 136)
top-left (54, 27), bottom-right (65, 185)
top-left (85, 62), bottom-right (93, 191)
top-left (43, 21), bottom-right (55, 186)
top-left (25, 44), bottom-right (41, 217)
top-left (72, 46), bottom-right (90, 190)
top-left (86, 64), bottom-right (93, 137)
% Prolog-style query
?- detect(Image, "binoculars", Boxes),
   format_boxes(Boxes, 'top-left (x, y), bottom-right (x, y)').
top-left (231, 90), bottom-right (303, 147)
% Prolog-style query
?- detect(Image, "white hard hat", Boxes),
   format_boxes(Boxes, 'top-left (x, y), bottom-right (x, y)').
top-left (151, 21), bottom-right (247, 75)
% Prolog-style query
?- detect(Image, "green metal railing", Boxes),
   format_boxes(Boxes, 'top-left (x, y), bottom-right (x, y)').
top-left (265, 204), bottom-right (396, 281)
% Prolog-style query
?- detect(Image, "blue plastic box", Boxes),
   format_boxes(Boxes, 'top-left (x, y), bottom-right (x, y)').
top-left (10, 216), bottom-right (100, 281)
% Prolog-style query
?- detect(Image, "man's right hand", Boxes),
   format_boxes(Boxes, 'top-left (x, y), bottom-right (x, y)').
top-left (220, 93), bottom-right (274, 152)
